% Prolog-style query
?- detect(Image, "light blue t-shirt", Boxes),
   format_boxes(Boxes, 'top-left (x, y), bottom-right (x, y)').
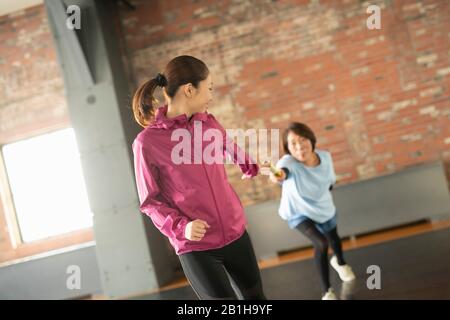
top-left (277, 149), bottom-right (337, 228)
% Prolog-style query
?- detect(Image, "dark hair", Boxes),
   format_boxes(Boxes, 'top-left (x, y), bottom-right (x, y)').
top-left (132, 55), bottom-right (209, 128)
top-left (282, 122), bottom-right (317, 154)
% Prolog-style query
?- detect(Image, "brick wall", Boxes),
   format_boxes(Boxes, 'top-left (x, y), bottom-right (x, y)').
top-left (120, 0), bottom-right (450, 205)
top-left (0, 5), bottom-right (69, 144)
top-left (0, 0), bottom-right (449, 262)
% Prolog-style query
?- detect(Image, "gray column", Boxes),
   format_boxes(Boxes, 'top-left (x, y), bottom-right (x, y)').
top-left (44, 0), bottom-right (175, 298)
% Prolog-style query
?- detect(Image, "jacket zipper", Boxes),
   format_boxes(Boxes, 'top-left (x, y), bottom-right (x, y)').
top-left (201, 163), bottom-right (226, 244)
top-left (188, 119), bottom-right (226, 244)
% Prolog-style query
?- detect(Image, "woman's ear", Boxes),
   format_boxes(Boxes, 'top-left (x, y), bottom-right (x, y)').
top-left (183, 83), bottom-right (194, 98)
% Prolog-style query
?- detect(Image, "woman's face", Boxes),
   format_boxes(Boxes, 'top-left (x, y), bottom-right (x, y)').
top-left (287, 131), bottom-right (314, 162)
top-left (188, 74), bottom-right (214, 114)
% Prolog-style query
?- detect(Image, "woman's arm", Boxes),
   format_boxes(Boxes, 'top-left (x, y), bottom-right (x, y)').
top-left (133, 139), bottom-right (190, 241)
top-left (210, 115), bottom-right (259, 178)
top-left (228, 136), bottom-right (259, 179)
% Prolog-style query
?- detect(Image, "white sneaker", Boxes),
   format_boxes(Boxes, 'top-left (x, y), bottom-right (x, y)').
top-left (330, 256), bottom-right (356, 282)
top-left (340, 280), bottom-right (356, 300)
top-left (321, 288), bottom-right (338, 300)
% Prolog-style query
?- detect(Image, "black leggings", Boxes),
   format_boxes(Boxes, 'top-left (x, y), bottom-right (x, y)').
top-left (296, 219), bottom-right (346, 294)
top-left (179, 231), bottom-right (266, 300)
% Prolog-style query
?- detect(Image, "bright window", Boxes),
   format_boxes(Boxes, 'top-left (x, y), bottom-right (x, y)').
top-left (2, 128), bottom-right (93, 243)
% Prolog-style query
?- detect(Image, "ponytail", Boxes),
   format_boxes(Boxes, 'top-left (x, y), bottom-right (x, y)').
top-left (132, 55), bottom-right (209, 128)
top-left (132, 73), bottom-right (167, 128)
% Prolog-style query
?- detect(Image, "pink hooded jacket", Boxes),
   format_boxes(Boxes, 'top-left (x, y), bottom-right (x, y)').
top-left (132, 105), bottom-right (259, 255)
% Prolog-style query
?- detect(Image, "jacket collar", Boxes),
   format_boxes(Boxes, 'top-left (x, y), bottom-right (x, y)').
top-left (150, 104), bottom-right (209, 129)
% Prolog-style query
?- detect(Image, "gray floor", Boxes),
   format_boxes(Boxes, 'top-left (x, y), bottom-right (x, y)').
top-left (132, 228), bottom-right (450, 300)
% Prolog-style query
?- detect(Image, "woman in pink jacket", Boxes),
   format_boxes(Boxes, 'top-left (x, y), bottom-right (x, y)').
top-left (131, 55), bottom-right (266, 300)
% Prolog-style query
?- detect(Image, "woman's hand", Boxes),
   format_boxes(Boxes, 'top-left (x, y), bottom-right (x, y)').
top-left (185, 219), bottom-right (210, 241)
top-left (269, 169), bottom-right (286, 183)
top-left (260, 161), bottom-right (286, 183)
top-left (241, 173), bottom-right (253, 179)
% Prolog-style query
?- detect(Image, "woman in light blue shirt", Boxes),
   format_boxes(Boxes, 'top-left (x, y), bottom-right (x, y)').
top-left (268, 122), bottom-right (355, 300)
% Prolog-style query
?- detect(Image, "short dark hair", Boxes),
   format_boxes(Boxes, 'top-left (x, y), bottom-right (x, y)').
top-left (282, 122), bottom-right (317, 154)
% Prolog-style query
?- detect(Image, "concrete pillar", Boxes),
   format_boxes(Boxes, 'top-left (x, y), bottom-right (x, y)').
top-left (44, 0), bottom-right (175, 298)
